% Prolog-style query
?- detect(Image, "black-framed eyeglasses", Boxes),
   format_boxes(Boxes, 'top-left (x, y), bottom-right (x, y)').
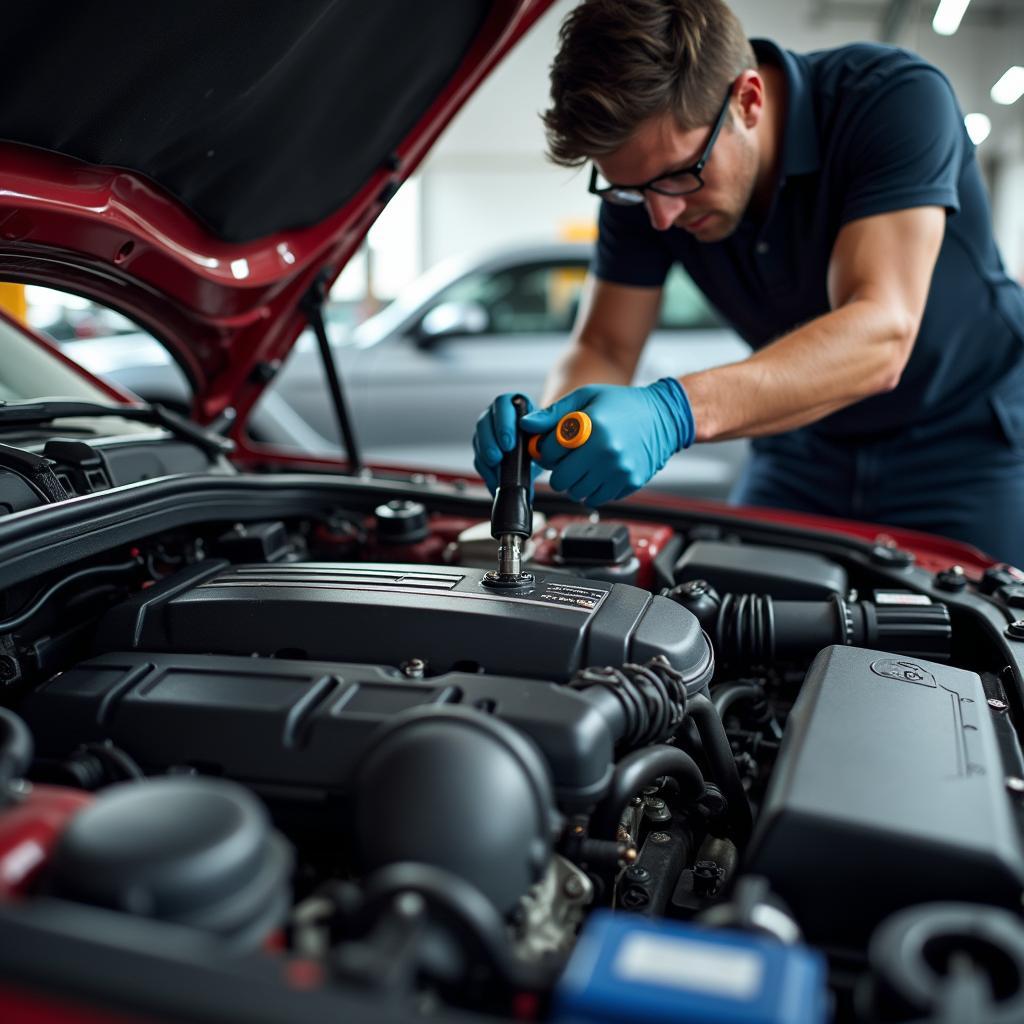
top-left (587, 83), bottom-right (735, 206)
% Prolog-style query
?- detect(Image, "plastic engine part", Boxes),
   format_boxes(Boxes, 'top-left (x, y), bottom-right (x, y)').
top-left (553, 910), bottom-right (827, 1024)
top-left (865, 902), bottom-right (1024, 1022)
top-left (354, 706), bottom-right (556, 915)
top-left (95, 561), bottom-right (711, 685)
top-left (46, 776), bottom-right (292, 949)
top-left (674, 541), bottom-right (847, 600)
top-left (747, 645), bottom-right (1024, 943)
top-left (20, 653), bottom-right (619, 811)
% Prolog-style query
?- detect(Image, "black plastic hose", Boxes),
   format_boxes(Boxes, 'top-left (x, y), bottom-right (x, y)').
top-left (0, 558), bottom-right (139, 634)
top-left (687, 693), bottom-right (753, 842)
top-left (571, 657), bottom-right (689, 751)
top-left (712, 683), bottom-right (765, 720)
top-left (356, 862), bottom-right (561, 991)
top-left (590, 744), bottom-right (705, 838)
top-left (0, 707), bottom-right (33, 799)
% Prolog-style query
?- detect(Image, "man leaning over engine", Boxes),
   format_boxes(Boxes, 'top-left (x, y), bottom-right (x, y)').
top-left (473, 0), bottom-right (1024, 565)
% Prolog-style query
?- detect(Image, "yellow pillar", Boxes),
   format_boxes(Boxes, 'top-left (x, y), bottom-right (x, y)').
top-left (558, 219), bottom-right (598, 243)
top-left (0, 283), bottom-right (27, 323)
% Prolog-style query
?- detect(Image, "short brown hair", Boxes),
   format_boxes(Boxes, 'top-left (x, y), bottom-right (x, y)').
top-left (543, 0), bottom-right (756, 167)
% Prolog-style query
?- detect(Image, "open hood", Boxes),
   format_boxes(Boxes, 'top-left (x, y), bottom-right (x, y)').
top-left (0, 0), bottom-right (553, 425)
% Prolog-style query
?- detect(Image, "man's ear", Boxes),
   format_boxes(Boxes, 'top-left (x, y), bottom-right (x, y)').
top-left (734, 69), bottom-right (765, 129)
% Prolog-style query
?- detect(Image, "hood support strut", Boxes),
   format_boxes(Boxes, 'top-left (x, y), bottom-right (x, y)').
top-left (301, 273), bottom-right (363, 474)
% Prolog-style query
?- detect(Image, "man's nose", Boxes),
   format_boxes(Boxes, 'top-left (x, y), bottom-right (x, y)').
top-left (645, 191), bottom-right (687, 231)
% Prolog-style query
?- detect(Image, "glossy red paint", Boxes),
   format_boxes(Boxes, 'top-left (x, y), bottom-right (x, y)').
top-left (0, 1), bottom-right (555, 429)
top-left (0, 785), bottom-right (93, 899)
top-left (0, 986), bottom-right (155, 1024)
top-left (231, 438), bottom-right (997, 575)
top-left (620, 489), bottom-right (995, 577)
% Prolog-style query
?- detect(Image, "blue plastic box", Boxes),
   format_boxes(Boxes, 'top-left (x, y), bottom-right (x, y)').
top-left (553, 911), bottom-right (827, 1024)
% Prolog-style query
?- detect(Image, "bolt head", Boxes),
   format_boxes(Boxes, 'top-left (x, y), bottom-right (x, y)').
top-left (649, 832), bottom-right (671, 844)
top-left (563, 876), bottom-right (585, 898)
top-left (620, 886), bottom-right (650, 908)
top-left (1007, 777), bottom-right (1024, 794)
top-left (988, 698), bottom-right (1008, 711)
top-left (936, 565), bottom-right (968, 592)
top-left (871, 541), bottom-right (914, 567)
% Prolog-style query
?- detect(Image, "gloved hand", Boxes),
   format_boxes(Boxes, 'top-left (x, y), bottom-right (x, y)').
top-left (472, 393), bottom-right (543, 495)
top-left (520, 378), bottom-right (695, 506)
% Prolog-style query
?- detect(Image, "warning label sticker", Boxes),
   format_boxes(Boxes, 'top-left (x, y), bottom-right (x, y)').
top-left (533, 581), bottom-right (608, 612)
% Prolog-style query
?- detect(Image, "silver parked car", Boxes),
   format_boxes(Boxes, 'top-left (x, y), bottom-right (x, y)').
top-left (60, 242), bottom-right (751, 499)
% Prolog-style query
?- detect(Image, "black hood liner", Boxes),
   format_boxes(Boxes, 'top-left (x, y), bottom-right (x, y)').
top-left (0, 1), bottom-right (490, 242)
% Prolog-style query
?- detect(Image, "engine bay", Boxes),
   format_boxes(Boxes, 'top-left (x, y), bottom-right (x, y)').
top-left (3, 477), bottom-right (1024, 1024)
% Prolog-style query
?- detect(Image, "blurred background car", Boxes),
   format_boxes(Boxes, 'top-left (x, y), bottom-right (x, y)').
top-left (53, 242), bottom-right (751, 500)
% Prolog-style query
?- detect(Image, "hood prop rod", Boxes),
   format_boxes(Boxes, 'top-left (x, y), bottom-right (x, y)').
top-left (301, 273), bottom-right (363, 474)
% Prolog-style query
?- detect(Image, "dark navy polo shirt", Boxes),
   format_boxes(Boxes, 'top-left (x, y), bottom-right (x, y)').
top-left (594, 39), bottom-right (1024, 444)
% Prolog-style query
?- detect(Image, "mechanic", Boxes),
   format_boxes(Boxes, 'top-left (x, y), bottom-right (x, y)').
top-left (472, 0), bottom-right (1024, 566)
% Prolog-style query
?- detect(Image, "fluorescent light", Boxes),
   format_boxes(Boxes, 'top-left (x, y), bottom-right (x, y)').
top-left (991, 66), bottom-right (1024, 105)
top-left (964, 113), bottom-right (991, 145)
top-left (932, 0), bottom-right (971, 35)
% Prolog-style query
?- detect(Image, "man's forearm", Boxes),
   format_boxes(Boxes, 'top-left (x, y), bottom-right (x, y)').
top-left (682, 299), bottom-right (914, 441)
top-left (541, 338), bottom-right (635, 405)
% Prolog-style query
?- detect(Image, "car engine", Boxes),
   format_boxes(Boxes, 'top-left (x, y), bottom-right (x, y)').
top-left (2, 482), bottom-right (1024, 1024)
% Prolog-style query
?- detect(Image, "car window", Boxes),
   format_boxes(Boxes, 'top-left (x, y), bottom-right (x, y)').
top-left (430, 260), bottom-right (719, 335)
top-left (20, 286), bottom-right (137, 343)
top-left (0, 312), bottom-right (116, 403)
top-left (658, 266), bottom-right (721, 330)
top-left (428, 261), bottom-right (588, 335)
top-left (12, 285), bottom-right (193, 415)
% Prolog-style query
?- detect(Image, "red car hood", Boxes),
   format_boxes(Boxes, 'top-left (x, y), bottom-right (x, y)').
top-left (0, 0), bottom-right (553, 425)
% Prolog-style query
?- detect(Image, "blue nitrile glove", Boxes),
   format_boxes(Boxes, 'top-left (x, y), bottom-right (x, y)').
top-left (520, 378), bottom-right (695, 507)
top-left (472, 392), bottom-right (543, 495)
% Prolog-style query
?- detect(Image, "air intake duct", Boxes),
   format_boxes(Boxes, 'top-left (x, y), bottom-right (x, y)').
top-left (667, 582), bottom-right (951, 670)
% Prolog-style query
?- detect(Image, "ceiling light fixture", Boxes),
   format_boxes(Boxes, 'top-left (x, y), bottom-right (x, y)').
top-left (991, 66), bottom-right (1024, 106)
top-left (932, 0), bottom-right (971, 36)
top-left (964, 113), bottom-right (991, 145)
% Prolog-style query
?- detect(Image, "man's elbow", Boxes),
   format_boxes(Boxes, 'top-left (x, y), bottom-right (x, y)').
top-left (871, 312), bottom-right (918, 394)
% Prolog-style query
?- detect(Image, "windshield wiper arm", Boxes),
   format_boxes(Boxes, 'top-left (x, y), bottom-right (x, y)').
top-left (0, 400), bottom-right (235, 458)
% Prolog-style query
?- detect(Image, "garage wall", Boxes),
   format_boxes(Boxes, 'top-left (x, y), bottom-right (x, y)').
top-left (993, 143), bottom-right (1024, 281)
top-left (417, 0), bottom-right (1024, 276)
top-left (418, 1), bottom-right (598, 268)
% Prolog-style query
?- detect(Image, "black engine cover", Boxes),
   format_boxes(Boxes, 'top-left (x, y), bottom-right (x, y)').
top-left (21, 652), bottom-right (620, 809)
top-left (95, 561), bottom-right (711, 686)
top-left (747, 645), bottom-right (1024, 943)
